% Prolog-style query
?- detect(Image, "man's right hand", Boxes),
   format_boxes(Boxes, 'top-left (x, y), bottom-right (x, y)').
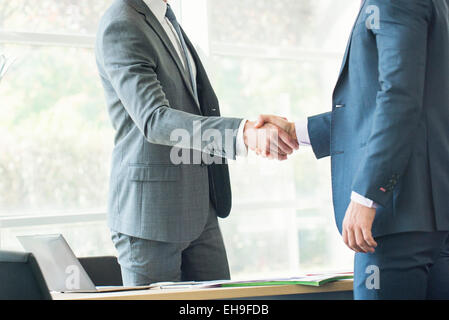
top-left (243, 117), bottom-right (299, 160)
top-left (254, 114), bottom-right (297, 137)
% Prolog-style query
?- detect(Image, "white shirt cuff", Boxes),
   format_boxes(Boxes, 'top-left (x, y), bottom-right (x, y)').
top-left (351, 191), bottom-right (379, 209)
top-left (295, 119), bottom-right (311, 146)
top-left (236, 119), bottom-right (248, 157)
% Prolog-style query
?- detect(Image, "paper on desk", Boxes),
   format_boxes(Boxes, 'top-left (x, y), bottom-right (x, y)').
top-left (148, 280), bottom-right (228, 289)
top-left (220, 272), bottom-right (353, 287)
top-left (150, 272), bottom-right (353, 289)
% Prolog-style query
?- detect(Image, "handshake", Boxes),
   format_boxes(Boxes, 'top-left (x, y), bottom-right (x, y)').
top-left (243, 115), bottom-right (299, 161)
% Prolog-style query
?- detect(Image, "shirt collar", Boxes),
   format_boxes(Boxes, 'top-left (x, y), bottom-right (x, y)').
top-left (142, 0), bottom-right (167, 23)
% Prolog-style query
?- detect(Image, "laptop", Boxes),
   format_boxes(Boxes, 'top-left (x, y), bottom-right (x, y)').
top-left (17, 234), bottom-right (152, 293)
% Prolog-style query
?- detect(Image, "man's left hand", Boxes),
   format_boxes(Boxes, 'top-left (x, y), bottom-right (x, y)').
top-left (342, 200), bottom-right (378, 253)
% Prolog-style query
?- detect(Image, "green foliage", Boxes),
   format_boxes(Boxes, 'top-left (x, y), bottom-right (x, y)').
top-left (0, 0), bottom-right (112, 33)
top-left (0, 43), bottom-right (112, 214)
top-left (209, 0), bottom-right (315, 47)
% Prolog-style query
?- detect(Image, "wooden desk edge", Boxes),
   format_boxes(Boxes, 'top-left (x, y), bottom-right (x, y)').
top-left (52, 280), bottom-right (353, 300)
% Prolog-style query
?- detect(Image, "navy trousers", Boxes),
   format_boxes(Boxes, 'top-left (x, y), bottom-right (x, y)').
top-left (354, 231), bottom-right (449, 300)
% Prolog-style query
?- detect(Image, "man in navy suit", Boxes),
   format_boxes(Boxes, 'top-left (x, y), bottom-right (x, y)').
top-left (254, 0), bottom-right (449, 299)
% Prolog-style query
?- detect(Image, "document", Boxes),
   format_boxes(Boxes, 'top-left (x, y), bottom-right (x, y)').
top-left (150, 272), bottom-right (353, 289)
top-left (218, 272), bottom-right (353, 287)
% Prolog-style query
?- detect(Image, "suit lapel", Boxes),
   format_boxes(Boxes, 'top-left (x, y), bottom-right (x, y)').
top-left (334, 0), bottom-right (366, 93)
top-left (181, 29), bottom-right (208, 111)
top-left (124, 0), bottom-right (200, 110)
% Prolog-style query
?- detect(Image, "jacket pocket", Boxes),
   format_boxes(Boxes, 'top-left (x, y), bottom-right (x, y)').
top-left (127, 164), bottom-right (180, 182)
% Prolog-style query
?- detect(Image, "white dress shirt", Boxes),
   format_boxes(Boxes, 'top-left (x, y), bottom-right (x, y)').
top-left (143, 0), bottom-right (247, 157)
top-left (144, 0), bottom-right (196, 75)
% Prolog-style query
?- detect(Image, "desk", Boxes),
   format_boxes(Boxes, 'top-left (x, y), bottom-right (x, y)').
top-left (52, 280), bottom-right (353, 300)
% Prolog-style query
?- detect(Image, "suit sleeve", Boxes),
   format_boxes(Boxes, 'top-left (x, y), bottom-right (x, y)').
top-left (307, 112), bottom-right (332, 159)
top-left (97, 19), bottom-right (242, 160)
top-left (351, 0), bottom-right (431, 207)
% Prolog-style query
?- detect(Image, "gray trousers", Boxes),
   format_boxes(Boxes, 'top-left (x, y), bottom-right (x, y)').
top-left (110, 207), bottom-right (230, 286)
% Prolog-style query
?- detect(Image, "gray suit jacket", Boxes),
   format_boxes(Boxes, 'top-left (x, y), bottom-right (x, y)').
top-left (95, 0), bottom-right (242, 242)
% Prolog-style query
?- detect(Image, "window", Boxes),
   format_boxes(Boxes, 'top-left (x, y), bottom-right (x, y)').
top-left (0, 0), bottom-right (115, 256)
top-left (0, 0), bottom-right (359, 278)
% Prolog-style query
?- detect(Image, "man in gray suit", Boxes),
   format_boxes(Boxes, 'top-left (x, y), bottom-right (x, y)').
top-left (95, 0), bottom-right (298, 285)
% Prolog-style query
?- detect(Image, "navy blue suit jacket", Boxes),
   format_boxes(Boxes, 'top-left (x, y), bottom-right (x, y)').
top-left (308, 0), bottom-right (449, 237)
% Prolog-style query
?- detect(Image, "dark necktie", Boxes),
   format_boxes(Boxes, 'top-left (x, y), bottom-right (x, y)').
top-left (165, 4), bottom-right (198, 101)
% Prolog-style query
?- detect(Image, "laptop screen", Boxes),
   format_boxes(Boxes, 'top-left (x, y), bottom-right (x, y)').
top-left (17, 234), bottom-right (96, 292)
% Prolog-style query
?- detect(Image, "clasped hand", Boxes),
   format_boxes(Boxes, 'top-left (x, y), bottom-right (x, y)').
top-left (243, 115), bottom-right (298, 160)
